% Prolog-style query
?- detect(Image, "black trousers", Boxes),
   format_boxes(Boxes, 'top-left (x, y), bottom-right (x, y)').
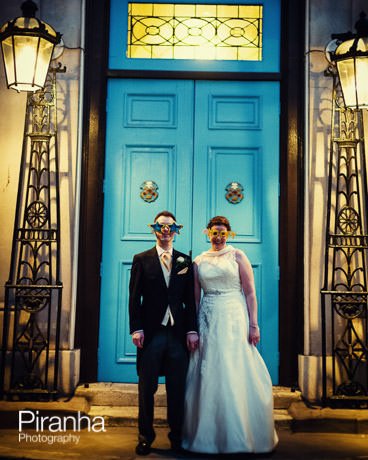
top-left (138, 327), bottom-right (189, 444)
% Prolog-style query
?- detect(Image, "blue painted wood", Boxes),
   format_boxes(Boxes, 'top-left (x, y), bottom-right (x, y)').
top-left (98, 80), bottom-right (194, 382)
top-left (192, 81), bottom-right (280, 382)
top-left (109, 0), bottom-right (280, 73)
top-left (99, 79), bottom-right (279, 383)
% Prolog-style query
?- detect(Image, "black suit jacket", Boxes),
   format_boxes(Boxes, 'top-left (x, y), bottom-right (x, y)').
top-left (129, 247), bottom-right (197, 353)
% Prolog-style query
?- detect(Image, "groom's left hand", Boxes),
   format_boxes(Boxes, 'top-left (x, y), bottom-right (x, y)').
top-left (186, 332), bottom-right (199, 352)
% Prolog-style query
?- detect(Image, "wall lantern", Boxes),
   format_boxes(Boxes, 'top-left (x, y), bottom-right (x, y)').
top-left (330, 11), bottom-right (368, 109)
top-left (0, 2), bottom-right (65, 398)
top-left (321, 12), bottom-right (368, 407)
top-left (0, 0), bottom-right (61, 92)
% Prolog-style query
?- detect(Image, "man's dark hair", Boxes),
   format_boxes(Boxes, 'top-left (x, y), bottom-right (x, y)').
top-left (154, 210), bottom-right (176, 222)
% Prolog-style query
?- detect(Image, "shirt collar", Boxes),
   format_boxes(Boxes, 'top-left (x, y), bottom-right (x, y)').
top-left (156, 244), bottom-right (173, 257)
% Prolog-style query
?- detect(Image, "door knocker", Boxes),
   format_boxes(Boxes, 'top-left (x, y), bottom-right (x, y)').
top-left (140, 180), bottom-right (159, 203)
top-left (225, 182), bottom-right (244, 204)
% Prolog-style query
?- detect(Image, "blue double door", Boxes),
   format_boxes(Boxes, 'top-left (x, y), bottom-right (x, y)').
top-left (99, 79), bottom-right (280, 383)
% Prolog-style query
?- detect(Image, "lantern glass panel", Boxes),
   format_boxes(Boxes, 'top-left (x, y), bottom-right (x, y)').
top-left (13, 35), bottom-right (39, 91)
top-left (14, 16), bottom-right (58, 38)
top-left (336, 58), bottom-right (356, 107)
top-left (1, 36), bottom-right (15, 86)
top-left (34, 37), bottom-right (54, 89)
top-left (335, 38), bottom-right (354, 55)
top-left (356, 36), bottom-right (368, 52)
top-left (356, 56), bottom-right (368, 107)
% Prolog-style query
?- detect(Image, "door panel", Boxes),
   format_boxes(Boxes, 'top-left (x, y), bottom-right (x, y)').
top-left (192, 81), bottom-right (280, 381)
top-left (99, 80), bottom-right (194, 382)
top-left (99, 79), bottom-right (279, 383)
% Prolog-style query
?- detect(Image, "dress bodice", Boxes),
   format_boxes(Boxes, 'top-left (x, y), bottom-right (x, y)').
top-left (194, 245), bottom-right (242, 295)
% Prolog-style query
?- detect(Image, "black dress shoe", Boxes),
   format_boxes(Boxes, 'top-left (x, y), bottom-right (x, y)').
top-left (135, 441), bottom-right (151, 456)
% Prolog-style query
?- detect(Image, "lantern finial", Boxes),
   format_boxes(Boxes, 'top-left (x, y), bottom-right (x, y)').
top-left (21, 0), bottom-right (38, 18)
top-left (355, 11), bottom-right (368, 37)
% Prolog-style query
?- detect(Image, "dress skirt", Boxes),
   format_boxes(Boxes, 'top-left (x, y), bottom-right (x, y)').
top-left (182, 290), bottom-right (278, 454)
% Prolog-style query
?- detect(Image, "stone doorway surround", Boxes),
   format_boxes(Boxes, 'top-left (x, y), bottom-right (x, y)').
top-left (76, 0), bottom-right (305, 389)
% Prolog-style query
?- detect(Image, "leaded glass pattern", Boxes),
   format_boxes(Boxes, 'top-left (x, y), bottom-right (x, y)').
top-left (127, 3), bottom-right (263, 60)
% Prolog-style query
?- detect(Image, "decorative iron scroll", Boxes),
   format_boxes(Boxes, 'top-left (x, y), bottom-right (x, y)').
top-left (127, 3), bottom-right (263, 60)
top-left (321, 73), bottom-right (368, 407)
top-left (140, 180), bottom-right (159, 203)
top-left (0, 65), bottom-right (65, 400)
top-left (225, 181), bottom-right (244, 204)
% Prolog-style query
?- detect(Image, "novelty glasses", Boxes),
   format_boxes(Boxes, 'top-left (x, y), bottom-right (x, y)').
top-left (149, 222), bottom-right (183, 234)
top-left (206, 229), bottom-right (236, 238)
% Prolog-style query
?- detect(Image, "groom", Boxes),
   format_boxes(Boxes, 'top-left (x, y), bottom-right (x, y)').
top-left (129, 210), bottom-right (199, 456)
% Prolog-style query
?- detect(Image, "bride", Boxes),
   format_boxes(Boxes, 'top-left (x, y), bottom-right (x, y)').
top-left (182, 216), bottom-right (278, 454)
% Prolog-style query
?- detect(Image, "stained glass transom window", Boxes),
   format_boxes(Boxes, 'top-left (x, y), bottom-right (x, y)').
top-left (127, 3), bottom-right (263, 61)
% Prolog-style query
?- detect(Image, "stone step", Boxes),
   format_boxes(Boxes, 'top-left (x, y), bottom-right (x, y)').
top-left (76, 383), bottom-right (166, 407)
top-left (288, 401), bottom-right (368, 434)
top-left (1, 396), bottom-right (367, 433)
top-left (273, 386), bottom-right (302, 409)
top-left (87, 405), bottom-right (293, 430)
top-left (76, 383), bottom-right (301, 409)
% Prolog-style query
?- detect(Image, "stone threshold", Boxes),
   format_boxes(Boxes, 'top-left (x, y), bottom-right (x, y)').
top-left (1, 384), bottom-right (367, 433)
top-left (87, 405), bottom-right (293, 430)
top-left (74, 383), bottom-right (301, 409)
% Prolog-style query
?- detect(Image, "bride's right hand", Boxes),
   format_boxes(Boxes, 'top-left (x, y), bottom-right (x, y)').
top-left (249, 325), bottom-right (260, 345)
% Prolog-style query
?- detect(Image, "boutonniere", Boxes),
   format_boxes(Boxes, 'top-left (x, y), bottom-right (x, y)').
top-left (175, 255), bottom-right (190, 271)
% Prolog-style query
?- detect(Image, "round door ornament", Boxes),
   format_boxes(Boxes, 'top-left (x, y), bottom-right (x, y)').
top-left (225, 182), bottom-right (244, 204)
top-left (140, 180), bottom-right (159, 203)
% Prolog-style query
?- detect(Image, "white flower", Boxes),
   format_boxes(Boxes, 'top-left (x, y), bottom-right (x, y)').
top-left (177, 256), bottom-right (185, 263)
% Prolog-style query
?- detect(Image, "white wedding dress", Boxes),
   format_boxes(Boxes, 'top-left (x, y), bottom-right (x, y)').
top-left (182, 245), bottom-right (278, 454)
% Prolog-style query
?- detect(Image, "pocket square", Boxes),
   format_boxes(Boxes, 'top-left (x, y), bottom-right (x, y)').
top-left (177, 267), bottom-right (188, 275)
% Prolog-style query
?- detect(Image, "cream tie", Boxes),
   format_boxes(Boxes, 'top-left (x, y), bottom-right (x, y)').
top-left (161, 251), bottom-right (172, 273)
